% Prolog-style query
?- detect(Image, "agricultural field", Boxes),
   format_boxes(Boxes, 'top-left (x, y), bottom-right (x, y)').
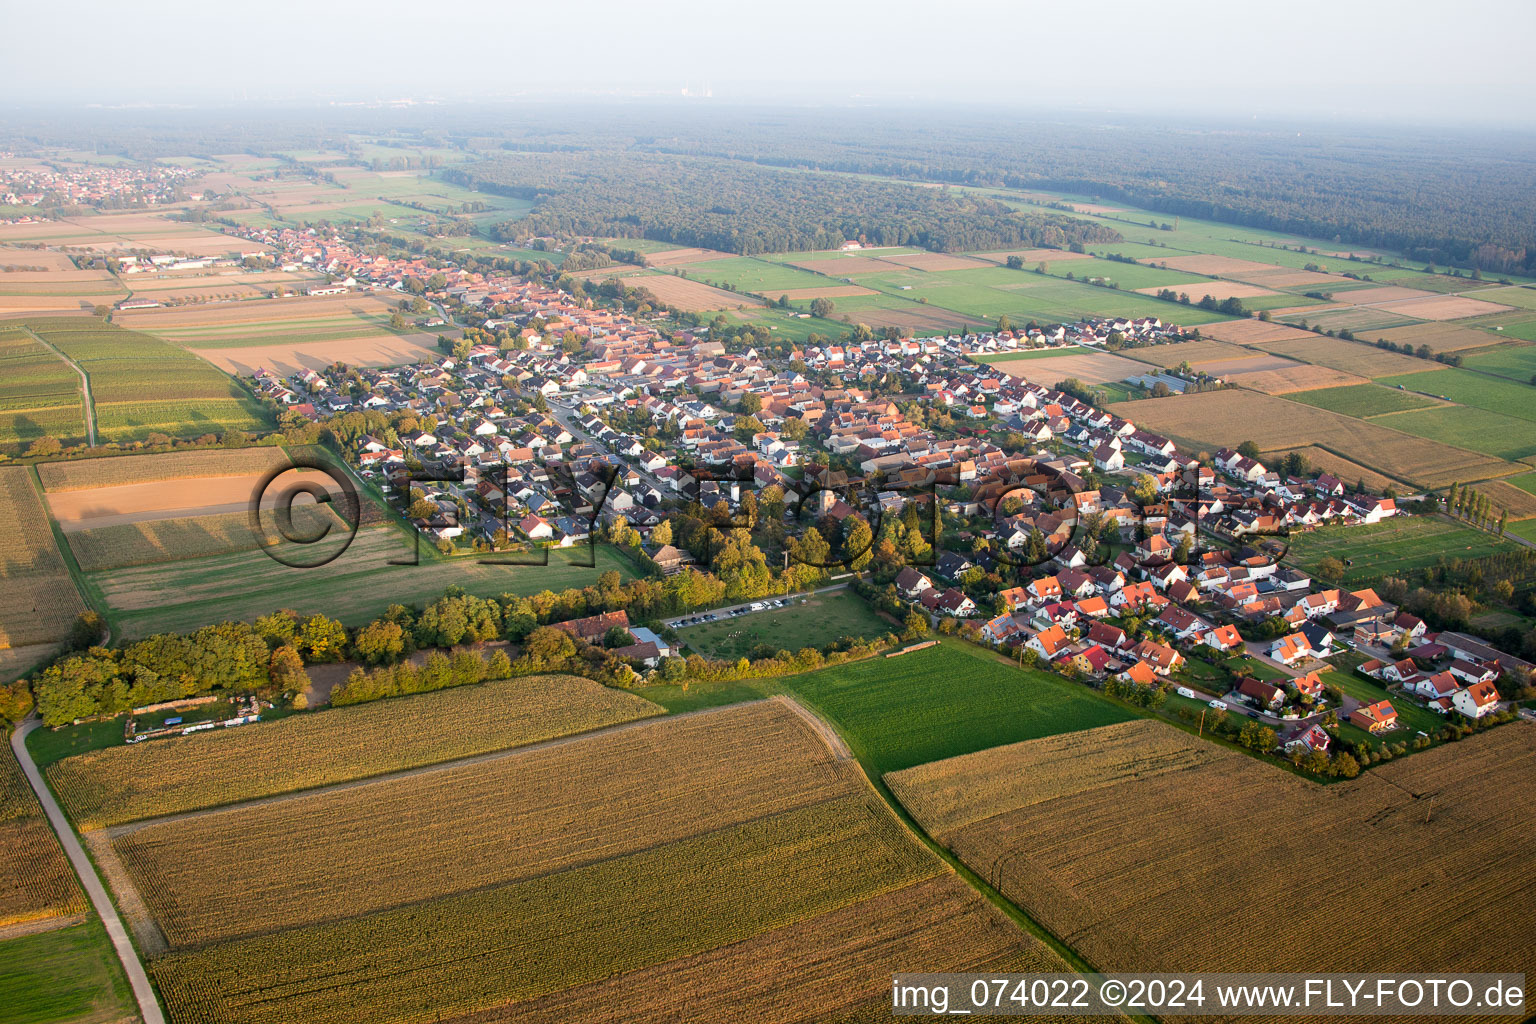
top-left (888, 720), bottom-right (1536, 985)
top-left (670, 256), bottom-right (844, 295)
top-left (85, 532), bottom-right (638, 640)
top-left (1285, 516), bottom-right (1513, 585)
top-left (1376, 368), bottom-right (1536, 423)
top-left (62, 505), bottom-right (352, 573)
top-left (36, 446), bottom-right (290, 491)
top-left (47, 674), bottom-right (663, 829)
top-left (1223, 362), bottom-right (1369, 394)
top-left (98, 699), bottom-right (1075, 1024)
top-left (0, 327), bottom-right (88, 451)
top-left (26, 318), bottom-right (270, 441)
top-left (1460, 342), bottom-right (1536, 380)
top-left (986, 349), bottom-right (1150, 384)
top-left (1369, 405), bottom-right (1536, 462)
top-left (0, 466), bottom-right (87, 648)
top-left (0, 745), bottom-right (86, 928)
top-left (0, 920), bottom-right (136, 1024)
top-left (678, 590), bottom-right (892, 660)
top-left (1284, 383), bottom-right (1444, 418)
top-left (587, 269), bottom-right (761, 312)
top-left (1371, 322), bottom-right (1507, 354)
top-left (1114, 388), bottom-right (1515, 488)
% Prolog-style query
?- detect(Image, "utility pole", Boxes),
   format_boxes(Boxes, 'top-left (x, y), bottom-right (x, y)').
top-left (1198, 709), bottom-right (1205, 737)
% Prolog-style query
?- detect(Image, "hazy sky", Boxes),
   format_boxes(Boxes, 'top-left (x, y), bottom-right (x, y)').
top-left (8, 0), bottom-right (1536, 125)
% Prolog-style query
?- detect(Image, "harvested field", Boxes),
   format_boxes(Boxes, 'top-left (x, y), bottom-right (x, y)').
top-left (787, 255), bottom-right (893, 276)
top-left (191, 332), bottom-right (440, 375)
top-left (1226, 363), bottom-right (1370, 394)
top-left (1268, 446), bottom-right (1401, 493)
top-left (1232, 268), bottom-right (1348, 289)
top-left (114, 700), bottom-right (869, 947)
top-left (1134, 281), bottom-right (1277, 302)
top-left (889, 721), bottom-right (1536, 996)
top-left (1121, 339), bottom-right (1249, 368)
top-left (638, 246), bottom-right (735, 267)
top-left (45, 467), bottom-right (341, 530)
top-left (37, 448), bottom-right (290, 491)
top-left (1248, 334), bottom-right (1438, 377)
top-left (115, 294), bottom-right (401, 335)
top-left (0, 466), bottom-right (87, 648)
top-left (0, 746), bottom-right (87, 928)
top-left (1374, 294), bottom-right (1512, 321)
top-left (1137, 254), bottom-right (1277, 276)
top-left (989, 350), bottom-right (1149, 384)
top-left (1200, 318), bottom-right (1315, 345)
top-left (1284, 384), bottom-right (1442, 418)
top-left (877, 252), bottom-right (993, 272)
top-left (837, 303), bottom-right (983, 333)
top-left (773, 285), bottom-right (877, 300)
top-left (624, 274), bottom-right (759, 311)
top-left (1114, 389), bottom-right (1514, 488)
top-left (1372, 322), bottom-right (1504, 354)
top-left (972, 248), bottom-right (1094, 264)
top-left (1335, 285), bottom-right (1437, 305)
top-left (49, 674), bottom-right (663, 829)
top-left (1190, 354), bottom-right (1302, 376)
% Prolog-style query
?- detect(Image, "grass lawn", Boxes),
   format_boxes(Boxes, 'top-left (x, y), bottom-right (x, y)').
top-left (677, 589), bottom-right (892, 660)
top-left (1284, 384), bottom-right (1442, 418)
top-left (970, 346), bottom-right (1091, 363)
top-left (1317, 668), bottom-right (1445, 739)
top-left (1286, 516), bottom-right (1514, 585)
top-left (0, 919), bottom-right (135, 1024)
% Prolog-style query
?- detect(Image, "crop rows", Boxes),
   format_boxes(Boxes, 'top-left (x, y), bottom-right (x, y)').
top-left (38, 446), bottom-right (291, 491)
top-left (0, 466), bottom-right (86, 647)
top-left (116, 700), bottom-right (857, 947)
top-left (67, 504), bottom-right (343, 573)
top-left (0, 329), bottom-right (86, 450)
top-left (0, 745), bottom-right (86, 927)
top-left (891, 720), bottom-right (1536, 1001)
top-left (26, 319), bottom-right (269, 441)
top-left (50, 674), bottom-right (663, 829)
top-left (148, 793), bottom-right (939, 1024)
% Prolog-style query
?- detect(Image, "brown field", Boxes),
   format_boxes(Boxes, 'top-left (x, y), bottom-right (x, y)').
top-left (772, 285), bottom-right (877, 300)
top-left (1225, 363), bottom-right (1371, 394)
top-left (65, 505), bottom-right (348, 573)
top-left (1134, 281), bottom-right (1277, 301)
top-left (787, 255), bottom-right (895, 276)
top-left (1121, 339), bottom-right (1250, 368)
top-left (1200, 318), bottom-right (1315, 345)
top-left (972, 248), bottom-right (1094, 264)
top-left (888, 720), bottom-right (1536, 1010)
top-left (1231, 268), bottom-right (1349, 289)
top-left (1246, 334), bottom-right (1434, 377)
top-left (840, 304), bottom-right (984, 333)
top-left (0, 466), bottom-right (87, 648)
top-left (623, 274), bottom-right (760, 311)
top-left (1467, 479), bottom-right (1536, 521)
top-left (1372, 322), bottom-right (1505, 354)
top-left (1374, 294), bottom-right (1512, 321)
top-left (638, 246), bottom-right (735, 267)
top-left (1191, 354), bottom-right (1303, 376)
top-left (1137, 254), bottom-right (1278, 276)
top-left (877, 252), bottom-right (992, 272)
top-left (0, 643), bottom-right (61, 684)
top-left (51, 675), bottom-right (663, 830)
top-left (1334, 285), bottom-right (1437, 305)
top-left (192, 332), bottom-right (441, 375)
top-left (991, 351), bottom-right (1150, 385)
top-left (114, 293), bottom-right (401, 333)
top-left (38, 448), bottom-right (291, 492)
top-left (1269, 446), bottom-right (1403, 492)
top-left (0, 249), bottom-right (79, 272)
top-left (48, 468), bottom-right (346, 535)
top-left (1114, 388), bottom-right (1514, 487)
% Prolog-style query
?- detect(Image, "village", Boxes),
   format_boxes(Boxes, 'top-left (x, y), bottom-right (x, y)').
top-left (218, 223), bottom-right (1533, 762)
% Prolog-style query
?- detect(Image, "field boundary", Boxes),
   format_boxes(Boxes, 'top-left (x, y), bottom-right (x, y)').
top-left (20, 324), bottom-right (95, 446)
top-left (11, 718), bottom-right (165, 1024)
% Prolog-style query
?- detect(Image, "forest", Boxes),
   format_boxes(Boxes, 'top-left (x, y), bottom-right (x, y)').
top-left (442, 153), bottom-right (1122, 255)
